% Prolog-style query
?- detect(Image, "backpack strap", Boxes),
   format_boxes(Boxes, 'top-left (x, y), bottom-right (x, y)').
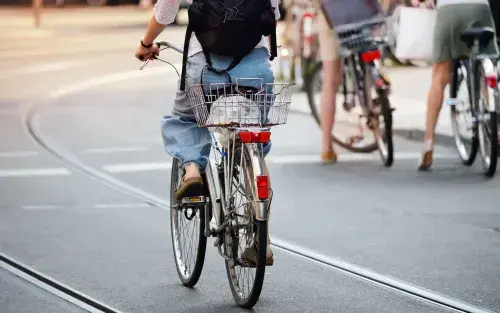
top-left (180, 26), bottom-right (192, 92)
top-left (269, 23), bottom-right (278, 61)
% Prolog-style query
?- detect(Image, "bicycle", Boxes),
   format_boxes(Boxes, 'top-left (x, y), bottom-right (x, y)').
top-left (305, 18), bottom-right (395, 167)
top-left (448, 27), bottom-right (498, 177)
top-left (139, 41), bottom-right (293, 308)
top-left (278, 3), bottom-right (319, 89)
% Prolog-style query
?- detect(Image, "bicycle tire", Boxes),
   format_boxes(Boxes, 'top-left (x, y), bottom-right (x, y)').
top-left (305, 61), bottom-right (378, 153)
top-left (170, 157), bottom-right (207, 287)
top-left (224, 145), bottom-right (267, 309)
top-left (450, 60), bottom-right (478, 165)
top-left (474, 61), bottom-right (498, 177)
top-left (376, 95), bottom-right (394, 167)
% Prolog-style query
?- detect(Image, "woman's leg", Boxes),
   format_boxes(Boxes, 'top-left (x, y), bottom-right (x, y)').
top-left (320, 59), bottom-right (342, 161)
top-left (316, 8), bottom-right (342, 163)
top-left (162, 53), bottom-right (212, 198)
top-left (418, 61), bottom-right (452, 170)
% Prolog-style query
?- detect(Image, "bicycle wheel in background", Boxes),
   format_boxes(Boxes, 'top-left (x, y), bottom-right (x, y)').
top-left (474, 60), bottom-right (498, 177)
top-left (363, 62), bottom-right (394, 167)
top-left (170, 157), bottom-right (207, 287)
top-left (305, 61), bottom-right (379, 153)
top-left (224, 144), bottom-right (268, 309)
top-left (450, 60), bottom-right (479, 165)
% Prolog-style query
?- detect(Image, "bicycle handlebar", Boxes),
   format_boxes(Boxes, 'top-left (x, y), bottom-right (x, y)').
top-left (155, 40), bottom-right (184, 54)
top-left (139, 40), bottom-right (184, 70)
top-left (138, 40), bottom-right (183, 61)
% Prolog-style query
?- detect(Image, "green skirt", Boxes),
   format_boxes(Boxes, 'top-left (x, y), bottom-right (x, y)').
top-left (433, 3), bottom-right (499, 63)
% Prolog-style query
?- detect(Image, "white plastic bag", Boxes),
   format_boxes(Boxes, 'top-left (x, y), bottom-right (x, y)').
top-left (207, 95), bottom-right (261, 126)
top-left (394, 6), bottom-right (436, 61)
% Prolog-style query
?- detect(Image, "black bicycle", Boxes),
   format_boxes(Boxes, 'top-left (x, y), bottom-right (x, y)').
top-left (306, 18), bottom-right (394, 167)
top-left (449, 27), bottom-right (498, 177)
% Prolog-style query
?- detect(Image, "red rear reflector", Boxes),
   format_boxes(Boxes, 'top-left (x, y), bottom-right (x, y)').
top-left (360, 50), bottom-right (381, 62)
top-left (256, 175), bottom-right (269, 200)
top-left (485, 75), bottom-right (497, 88)
top-left (238, 131), bottom-right (271, 143)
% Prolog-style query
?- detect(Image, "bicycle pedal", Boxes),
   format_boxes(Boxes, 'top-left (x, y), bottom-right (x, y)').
top-left (446, 98), bottom-right (461, 106)
top-left (181, 196), bottom-right (206, 206)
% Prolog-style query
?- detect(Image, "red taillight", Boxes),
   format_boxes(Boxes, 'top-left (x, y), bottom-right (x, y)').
top-left (238, 131), bottom-right (271, 143)
top-left (485, 74), bottom-right (497, 88)
top-left (360, 50), bottom-right (381, 63)
top-left (256, 175), bottom-right (269, 200)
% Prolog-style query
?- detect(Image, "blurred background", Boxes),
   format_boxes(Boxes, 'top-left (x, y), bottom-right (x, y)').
top-left (1, 1), bottom-right (500, 313)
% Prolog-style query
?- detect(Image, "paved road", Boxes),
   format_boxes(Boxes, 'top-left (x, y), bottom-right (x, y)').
top-left (1, 9), bottom-right (500, 313)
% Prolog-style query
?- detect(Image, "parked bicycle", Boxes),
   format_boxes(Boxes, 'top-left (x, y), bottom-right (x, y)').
top-left (305, 18), bottom-right (395, 167)
top-left (448, 27), bottom-right (498, 177)
top-left (140, 41), bottom-right (293, 308)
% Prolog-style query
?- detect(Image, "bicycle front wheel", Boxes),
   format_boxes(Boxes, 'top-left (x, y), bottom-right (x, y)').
top-left (170, 157), bottom-right (207, 287)
top-left (474, 61), bottom-right (498, 177)
top-left (223, 144), bottom-right (268, 309)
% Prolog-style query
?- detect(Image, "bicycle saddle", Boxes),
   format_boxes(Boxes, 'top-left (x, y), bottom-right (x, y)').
top-left (460, 27), bottom-right (495, 49)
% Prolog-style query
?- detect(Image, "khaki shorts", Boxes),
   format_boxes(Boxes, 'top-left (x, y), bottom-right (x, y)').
top-left (314, 0), bottom-right (341, 61)
top-left (433, 3), bottom-right (499, 63)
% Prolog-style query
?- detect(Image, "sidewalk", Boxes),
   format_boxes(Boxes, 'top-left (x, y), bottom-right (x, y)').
top-left (0, 6), bottom-right (152, 40)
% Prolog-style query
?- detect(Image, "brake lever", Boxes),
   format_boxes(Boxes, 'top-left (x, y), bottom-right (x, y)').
top-left (140, 43), bottom-right (168, 70)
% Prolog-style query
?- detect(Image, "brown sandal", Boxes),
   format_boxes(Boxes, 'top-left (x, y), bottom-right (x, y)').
top-left (321, 150), bottom-right (338, 164)
top-left (241, 245), bottom-right (274, 267)
top-left (175, 177), bottom-right (203, 200)
top-left (418, 151), bottom-right (433, 171)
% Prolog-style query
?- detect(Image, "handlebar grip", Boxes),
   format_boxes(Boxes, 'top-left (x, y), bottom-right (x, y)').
top-left (155, 41), bottom-right (184, 54)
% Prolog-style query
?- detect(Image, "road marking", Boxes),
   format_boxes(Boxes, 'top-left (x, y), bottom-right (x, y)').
top-left (22, 205), bottom-right (66, 210)
top-left (102, 162), bottom-right (172, 173)
top-left (267, 152), bottom-right (456, 164)
top-left (93, 203), bottom-right (150, 209)
top-left (21, 203), bottom-right (150, 210)
top-left (0, 168), bottom-right (71, 178)
top-left (83, 146), bottom-right (148, 154)
top-left (48, 66), bottom-right (179, 99)
top-left (0, 62), bottom-right (77, 79)
top-left (0, 150), bottom-right (39, 158)
top-left (20, 61), bottom-right (76, 74)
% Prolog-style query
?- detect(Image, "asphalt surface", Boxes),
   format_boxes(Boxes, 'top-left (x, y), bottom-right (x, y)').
top-left (1, 21), bottom-right (500, 313)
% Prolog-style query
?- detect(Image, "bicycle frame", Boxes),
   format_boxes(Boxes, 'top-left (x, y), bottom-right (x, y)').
top-left (343, 48), bottom-right (390, 115)
top-left (203, 136), bottom-right (269, 236)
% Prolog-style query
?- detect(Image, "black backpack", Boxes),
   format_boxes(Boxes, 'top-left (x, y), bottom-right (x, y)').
top-left (179, 0), bottom-right (278, 91)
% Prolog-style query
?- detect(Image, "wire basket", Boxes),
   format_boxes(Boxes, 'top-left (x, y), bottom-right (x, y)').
top-left (335, 17), bottom-right (388, 54)
top-left (186, 82), bottom-right (293, 128)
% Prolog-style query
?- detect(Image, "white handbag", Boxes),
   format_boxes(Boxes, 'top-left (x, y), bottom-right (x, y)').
top-left (394, 5), bottom-right (437, 61)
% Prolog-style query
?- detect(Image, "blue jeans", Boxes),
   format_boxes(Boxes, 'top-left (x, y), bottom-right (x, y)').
top-left (161, 48), bottom-right (274, 170)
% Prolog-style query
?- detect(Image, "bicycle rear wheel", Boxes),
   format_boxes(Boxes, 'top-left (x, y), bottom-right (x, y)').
top-left (170, 157), bottom-right (207, 287)
top-left (450, 60), bottom-right (478, 165)
top-left (223, 144), bottom-right (268, 309)
top-left (474, 61), bottom-right (498, 177)
top-left (305, 61), bottom-right (379, 153)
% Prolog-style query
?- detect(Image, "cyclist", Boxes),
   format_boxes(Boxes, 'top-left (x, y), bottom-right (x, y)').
top-left (416, 0), bottom-right (498, 170)
top-left (134, 0), bottom-right (280, 265)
